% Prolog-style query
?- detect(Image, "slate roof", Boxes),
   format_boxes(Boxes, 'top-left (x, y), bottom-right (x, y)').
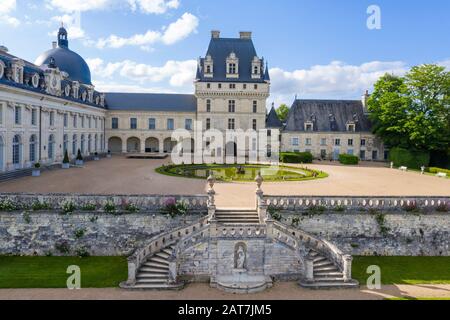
top-left (284, 99), bottom-right (372, 132)
top-left (266, 106), bottom-right (283, 128)
top-left (105, 93), bottom-right (197, 112)
top-left (197, 37), bottom-right (267, 83)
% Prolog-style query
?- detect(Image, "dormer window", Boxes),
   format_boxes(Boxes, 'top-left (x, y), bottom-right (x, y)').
top-left (346, 122), bottom-right (356, 132)
top-left (72, 82), bottom-right (79, 99)
top-left (226, 52), bottom-right (239, 78)
top-left (251, 56), bottom-right (261, 79)
top-left (12, 59), bottom-right (24, 84)
top-left (304, 121), bottom-right (314, 131)
top-left (204, 54), bottom-right (213, 78)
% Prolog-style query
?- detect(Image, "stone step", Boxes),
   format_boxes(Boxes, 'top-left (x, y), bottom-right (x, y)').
top-left (148, 256), bottom-right (169, 265)
top-left (215, 214), bottom-right (259, 217)
top-left (155, 252), bottom-right (170, 259)
top-left (299, 281), bottom-right (359, 289)
top-left (313, 277), bottom-right (345, 282)
top-left (314, 271), bottom-right (343, 277)
top-left (139, 266), bottom-right (169, 273)
top-left (314, 261), bottom-right (334, 268)
top-left (143, 261), bottom-right (169, 269)
top-left (137, 273), bottom-right (169, 279)
top-left (162, 248), bottom-right (173, 255)
top-left (136, 278), bottom-right (170, 284)
top-left (131, 283), bottom-right (184, 290)
top-left (314, 265), bottom-right (339, 272)
top-left (313, 257), bottom-right (328, 263)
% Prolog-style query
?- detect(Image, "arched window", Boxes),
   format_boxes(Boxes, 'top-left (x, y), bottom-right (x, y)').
top-left (63, 134), bottom-right (68, 154)
top-left (72, 134), bottom-right (77, 156)
top-left (94, 134), bottom-right (98, 152)
top-left (81, 135), bottom-right (85, 154)
top-left (0, 136), bottom-right (4, 171)
top-left (48, 134), bottom-right (55, 160)
top-left (88, 134), bottom-right (92, 153)
top-left (29, 135), bottom-right (37, 163)
top-left (100, 134), bottom-right (104, 151)
top-left (12, 135), bottom-right (22, 168)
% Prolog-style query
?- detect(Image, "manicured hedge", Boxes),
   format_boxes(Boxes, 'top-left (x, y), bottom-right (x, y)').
top-left (339, 154), bottom-right (359, 165)
top-left (389, 147), bottom-right (430, 169)
top-left (428, 167), bottom-right (450, 175)
top-left (280, 152), bottom-right (313, 164)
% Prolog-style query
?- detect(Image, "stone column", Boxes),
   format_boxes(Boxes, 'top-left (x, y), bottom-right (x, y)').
top-left (305, 255), bottom-right (315, 283)
top-left (159, 138), bottom-right (164, 154)
top-left (343, 254), bottom-right (353, 282)
top-left (122, 137), bottom-right (127, 153)
top-left (207, 174), bottom-right (216, 221)
top-left (127, 261), bottom-right (137, 285)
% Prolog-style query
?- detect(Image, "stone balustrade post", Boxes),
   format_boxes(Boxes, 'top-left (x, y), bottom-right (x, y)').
top-left (168, 256), bottom-right (178, 284)
top-left (342, 254), bottom-right (353, 282)
top-left (305, 255), bottom-right (315, 283)
top-left (207, 174), bottom-right (216, 221)
top-left (127, 261), bottom-right (137, 286)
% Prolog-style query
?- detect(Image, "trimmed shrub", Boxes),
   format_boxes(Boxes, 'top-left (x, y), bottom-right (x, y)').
top-left (63, 150), bottom-right (70, 164)
top-left (339, 154), bottom-right (359, 165)
top-left (428, 167), bottom-right (450, 175)
top-left (389, 147), bottom-right (430, 169)
top-left (280, 152), bottom-right (313, 164)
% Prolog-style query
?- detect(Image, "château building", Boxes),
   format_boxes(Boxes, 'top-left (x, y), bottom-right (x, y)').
top-left (0, 27), bottom-right (385, 173)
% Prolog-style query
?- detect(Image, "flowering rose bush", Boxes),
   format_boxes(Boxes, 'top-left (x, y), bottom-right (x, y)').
top-left (163, 198), bottom-right (188, 218)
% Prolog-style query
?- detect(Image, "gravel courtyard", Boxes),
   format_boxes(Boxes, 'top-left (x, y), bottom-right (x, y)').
top-left (0, 156), bottom-right (448, 208)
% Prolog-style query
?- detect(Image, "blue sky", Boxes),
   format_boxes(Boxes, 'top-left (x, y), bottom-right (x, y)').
top-left (1, 0), bottom-right (449, 107)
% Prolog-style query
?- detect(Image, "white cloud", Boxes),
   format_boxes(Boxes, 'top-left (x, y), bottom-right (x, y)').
top-left (46, 0), bottom-right (111, 13)
top-left (128, 0), bottom-right (179, 14)
top-left (50, 13), bottom-right (85, 39)
top-left (269, 60), bottom-right (408, 106)
top-left (0, 0), bottom-right (20, 27)
top-left (438, 58), bottom-right (450, 70)
top-left (95, 12), bottom-right (198, 49)
top-left (87, 58), bottom-right (197, 88)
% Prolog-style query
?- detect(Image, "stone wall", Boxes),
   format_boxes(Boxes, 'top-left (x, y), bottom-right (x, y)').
top-left (0, 211), bottom-right (203, 256)
top-left (280, 211), bottom-right (450, 256)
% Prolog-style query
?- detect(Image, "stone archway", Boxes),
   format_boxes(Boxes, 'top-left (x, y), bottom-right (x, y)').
top-left (127, 137), bottom-right (141, 153)
top-left (145, 137), bottom-right (159, 153)
top-left (163, 137), bottom-right (177, 153)
top-left (108, 137), bottom-right (122, 153)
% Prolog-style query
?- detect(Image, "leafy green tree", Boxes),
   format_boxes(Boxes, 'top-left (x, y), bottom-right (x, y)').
top-left (276, 104), bottom-right (290, 122)
top-left (368, 64), bottom-right (450, 153)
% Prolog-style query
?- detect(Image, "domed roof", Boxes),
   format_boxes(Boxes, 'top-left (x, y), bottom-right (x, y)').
top-left (35, 27), bottom-right (92, 85)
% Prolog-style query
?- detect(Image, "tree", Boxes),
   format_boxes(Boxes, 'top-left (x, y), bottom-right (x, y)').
top-left (368, 64), bottom-right (450, 153)
top-left (276, 104), bottom-right (290, 122)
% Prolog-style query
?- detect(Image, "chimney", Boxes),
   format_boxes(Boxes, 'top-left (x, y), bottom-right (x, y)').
top-left (239, 31), bottom-right (252, 39)
top-left (211, 30), bottom-right (220, 39)
top-left (52, 41), bottom-right (57, 49)
top-left (362, 90), bottom-right (370, 113)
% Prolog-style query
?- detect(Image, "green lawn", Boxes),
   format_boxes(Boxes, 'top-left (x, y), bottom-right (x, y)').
top-left (0, 256), bottom-right (449, 288)
top-left (0, 256), bottom-right (127, 288)
top-left (353, 256), bottom-right (450, 285)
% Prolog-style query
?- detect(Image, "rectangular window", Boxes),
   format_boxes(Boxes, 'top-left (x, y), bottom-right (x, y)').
top-left (253, 101), bottom-right (257, 113)
top-left (206, 100), bottom-right (211, 113)
top-left (185, 119), bottom-right (193, 130)
top-left (15, 106), bottom-right (21, 125)
top-left (31, 109), bottom-right (37, 126)
top-left (229, 83), bottom-right (236, 89)
top-left (81, 116), bottom-right (85, 128)
top-left (292, 137), bottom-right (299, 146)
top-left (130, 118), bottom-right (137, 129)
top-left (361, 139), bottom-right (366, 146)
top-left (207, 83), bottom-right (211, 89)
top-left (320, 138), bottom-right (327, 146)
top-left (95, 118), bottom-right (98, 129)
top-left (335, 139), bottom-right (341, 146)
top-left (306, 138), bottom-right (312, 146)
top-left (347, 149), bottom-right (354, 155)
top-left (348, 139), bottom-right (353, 146)
top-left (229, 63), bottom-right (236, 74)
top-left (88, 117), bottom-right (92, 128)
top-left (360, 150), bottom-right (366, 160)
top-left (206, 118), bottom-right (211, 130)
top-left (64, 114), bottom-right (68, 127)
top-left (148, 118), bottom-right (156, 130)
top-left (112, 117), bottom-right (119, 129)
top-left (267, 129), bottom-right (272, 137)
top-left (372, 150), bottom-right (378, 160)
top-left (228, 118), bottom-right (235, 130)
top-left (228, 100), bottom-right (236, 113)
top-left (243, 84), bottom-right (247, 90)
top-left (254, 84), bottom-right (258, 90)
top-left (167, 119), bottom-right (174, 130)
top-left (49, 111), bottom-right (55, 126)
top-left (73, 115), bottom-right (77, 128)
top-left (305, 123), bottom-right (313, 131)
top-left (252, 119), bottom-right (257, 130)
top-left (218, 83), bottom-right (222, 89)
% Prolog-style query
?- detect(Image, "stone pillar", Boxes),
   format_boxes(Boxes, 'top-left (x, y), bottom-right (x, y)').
top-left (207, 174), bottom-right (216, 221)
top-left (127, 261), bottom-right (137, 285)
top-left (255, 171), bottom-right (267, 221)
top-left (159, 138), bottom-right (164, 154)
top-left (122, 138), bottom-right (127, 153)
top-left (343, 255), bottom-right (353, 282)
top-left (305, 255), bottom-right (315, 283)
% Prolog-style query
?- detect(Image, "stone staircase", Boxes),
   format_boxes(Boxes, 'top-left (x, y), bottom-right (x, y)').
top-left (214, 209), bottom-right (260, 224)
top-left (300, 251), bottom-right (358, 289)
top-left (0, 168), bottom-right (34, 183)
top-left (132, 245), bottom-right (184, 290)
